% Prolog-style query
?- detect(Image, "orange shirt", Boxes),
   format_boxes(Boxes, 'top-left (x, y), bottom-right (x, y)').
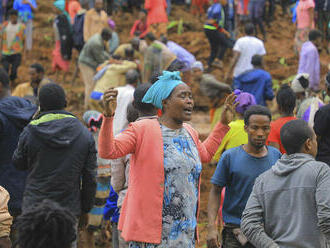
top-left (68, 0), bottom-right (81, 24)
top-left (268, 116), bottom-right (297, 154)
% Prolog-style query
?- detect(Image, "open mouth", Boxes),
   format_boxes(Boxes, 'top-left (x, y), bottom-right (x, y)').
top-left (184, 108), bottom-right (193, 115)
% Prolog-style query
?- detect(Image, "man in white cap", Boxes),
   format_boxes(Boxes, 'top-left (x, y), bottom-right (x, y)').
top-left (191, 61), bottom-right (232, 128)
top-left (291, 73), bottom-right (324, 127)
top-left (191, 61), bottom-right (210, 109)
top-left (291, 73), bottom-right (310, 107)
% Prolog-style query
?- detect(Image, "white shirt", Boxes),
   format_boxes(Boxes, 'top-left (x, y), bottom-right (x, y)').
top-left (113, 84), bottom-right (135, 136)
top-left (6, 22), bottom-right (20, 47)
top-left (233, 36), bottom-right (266, 78)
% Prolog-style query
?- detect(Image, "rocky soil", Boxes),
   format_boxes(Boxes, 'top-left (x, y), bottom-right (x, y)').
top-left (16, 2), bottom-right (329, 247)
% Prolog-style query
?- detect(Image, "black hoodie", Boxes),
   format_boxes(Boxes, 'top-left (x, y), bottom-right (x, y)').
top-left (13, 110), bottom-right (97, 216)
top-left (0, 96), bottom-right (37, 215)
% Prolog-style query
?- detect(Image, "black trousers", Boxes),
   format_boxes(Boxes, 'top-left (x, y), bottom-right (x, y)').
top-left (280, 0), bottom-right (290, 15)
top-left (1, 53), bottom-right (22, 81)
top-left (264, 0), bottom-right (275, 23)
top-left (204, 28), bottom-right (234, 66)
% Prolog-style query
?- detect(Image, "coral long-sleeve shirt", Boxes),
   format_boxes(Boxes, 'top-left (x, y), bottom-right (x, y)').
top-left (98, 117), bottom-right (229, 243)
top-left (145, 0), bottom-right (168, 25)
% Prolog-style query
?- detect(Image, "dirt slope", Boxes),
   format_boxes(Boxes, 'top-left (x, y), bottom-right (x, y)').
top-left (17, 2), bottom-right (329, 247)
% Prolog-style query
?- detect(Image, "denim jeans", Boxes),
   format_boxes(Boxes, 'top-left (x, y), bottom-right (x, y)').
top-left (166, 0), bottom-right (171, 15)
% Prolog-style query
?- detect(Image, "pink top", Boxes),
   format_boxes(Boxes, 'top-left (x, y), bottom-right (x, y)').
top-left (98, 117), bottom-right (229, 244)
top-left (296, 0), bottom-right (315, 29)
top-left (68, 1), bottom-right (81, 24)
top-left (237, 0), bottom-right (250, 15)
top-left (130, 20), bottom-right (149, 38)
top-left (145, 0), bottom-right (168, 25)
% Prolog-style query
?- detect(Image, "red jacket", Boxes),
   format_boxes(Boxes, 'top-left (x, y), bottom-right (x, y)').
top-left (130, 20), bottom-right (149, 38)
top-left (99, 117), bottom-right (229, 243)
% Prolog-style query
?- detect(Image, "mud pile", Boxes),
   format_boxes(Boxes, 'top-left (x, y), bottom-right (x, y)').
top-left (17, 2), bottom-right (329, 247)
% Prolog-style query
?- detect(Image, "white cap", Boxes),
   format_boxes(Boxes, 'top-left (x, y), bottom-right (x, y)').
top-left (191, 61), bottom-right (204, 72)
top-left (291, 73), bottom-right (309, 93)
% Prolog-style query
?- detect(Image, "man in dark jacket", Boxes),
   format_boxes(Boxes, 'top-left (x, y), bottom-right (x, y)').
top-left (314, 72), bottom-right (330, 166)
top-left (13, 83), bottom-right (97, 230)
top-left (233, 55), bottom-right (274, 106)
top-left (0, 68), bottom-right (37, 217)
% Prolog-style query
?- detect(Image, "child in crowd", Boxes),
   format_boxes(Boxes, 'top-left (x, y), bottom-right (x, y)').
top-left (52, 0), bottom-right (73, 83)
top-left (81, 110), bottom-right (111, 248)
top-left (130, 9), bottom-right (148, 38)
top-left (15, 200), bottom-right (76, 248)
top-left (0, 9), bottom-right (25, 87)
top-left (103, 186), bottom-right (120, 248)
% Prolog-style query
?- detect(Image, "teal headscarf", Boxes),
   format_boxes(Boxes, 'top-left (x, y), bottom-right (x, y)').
top-left (54, 0), bottom-right (70, 23)
top-left (142, 71), bottom-right (185, 110)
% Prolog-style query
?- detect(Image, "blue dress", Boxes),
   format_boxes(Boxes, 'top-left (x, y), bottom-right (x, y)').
top-left (129, 125), bottom-right (202, 248)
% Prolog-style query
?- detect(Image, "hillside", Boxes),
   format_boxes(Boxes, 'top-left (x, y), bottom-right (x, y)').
top-left (16, 2), bottom-right (329, 247)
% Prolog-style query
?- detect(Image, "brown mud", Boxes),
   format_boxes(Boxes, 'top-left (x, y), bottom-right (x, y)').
top-left (17, 2), bottom-right (329, 247)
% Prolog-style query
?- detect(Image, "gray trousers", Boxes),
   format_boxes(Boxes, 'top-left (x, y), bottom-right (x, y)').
top-left (19, 19), bottom-right (33, 51)
top-left (112, 222), bottom-right (119, 248)
top-left (71, 222), bottom-right (79, 248)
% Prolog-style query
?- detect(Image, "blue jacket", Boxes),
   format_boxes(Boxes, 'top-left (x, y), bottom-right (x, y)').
top-left (233, 69), bottom-right (274, 106)
top-left (103, 186), bottom-right (120, 223)
top-left (0, 96), bottom-right (36, 216)
top-left (205, 3), bottom-right (225, 28)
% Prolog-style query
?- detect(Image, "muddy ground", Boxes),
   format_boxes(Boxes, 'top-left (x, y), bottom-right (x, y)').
top-left (15, 1), bottom-right (329, 247)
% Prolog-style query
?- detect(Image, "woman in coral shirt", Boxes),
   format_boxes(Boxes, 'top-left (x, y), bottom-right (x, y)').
top-left (145, 0), bottom-right (168, 38)
top-left (99, 71), bottom-right (236, 247)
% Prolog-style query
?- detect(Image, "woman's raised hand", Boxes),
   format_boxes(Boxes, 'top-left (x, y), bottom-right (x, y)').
top-left (103, 88), bottom-right (118, 117)
top-left (220, 93), bottom-right (238, 126)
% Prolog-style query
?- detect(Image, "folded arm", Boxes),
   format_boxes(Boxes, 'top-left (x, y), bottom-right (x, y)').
top-left (316, 165), bottom-right (330, 241)
top-left (81, 138), bottom-right (97, 213)
top-left (12, 130), bottom-right (29, 171)
top-left (241, 181), bottom-right (279, 248)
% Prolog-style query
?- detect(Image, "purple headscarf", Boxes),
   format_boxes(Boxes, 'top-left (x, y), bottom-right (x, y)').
top-left (234, 89), bottom-right (257, 114)
top-left (108, 18), bottom-right (116, 30)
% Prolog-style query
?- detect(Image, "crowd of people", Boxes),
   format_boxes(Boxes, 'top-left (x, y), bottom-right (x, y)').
top-left (0, 0), bottom-right (329, 248)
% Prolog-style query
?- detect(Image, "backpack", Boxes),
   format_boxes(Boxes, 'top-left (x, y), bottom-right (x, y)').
top-left (72, 12), bottom-right (85, 52)
top-left (56, 14), bottom-right (73, 60)
top-left (207, 3), bottom-right (225, 27)
top-left (207, 3), bottom-right (221, 20)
